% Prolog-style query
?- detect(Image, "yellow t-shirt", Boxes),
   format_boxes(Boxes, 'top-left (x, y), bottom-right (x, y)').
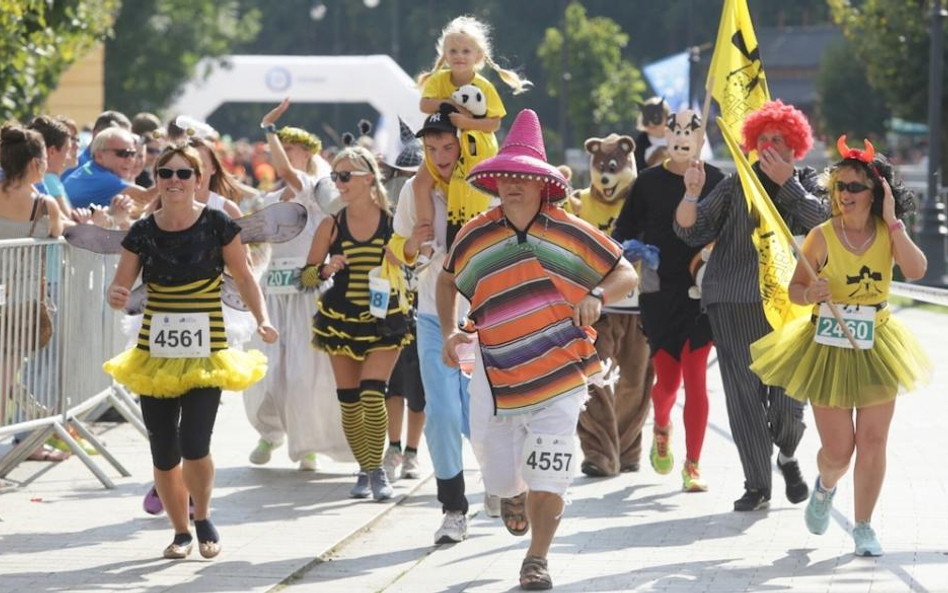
top-left (819, 217), bottom-right (892, 318)
top-left (421, 70), bottom-right (506, 119)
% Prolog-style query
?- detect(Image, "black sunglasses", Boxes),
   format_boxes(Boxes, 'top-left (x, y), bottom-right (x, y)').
top-left (156, 167), bottom-right (195, 180)
top-left (330, 170), bottom-right (369, 183)
top-left (835, 181), bottom-right (871, 194)
top-left (105, 148), bottom-right (137, 159)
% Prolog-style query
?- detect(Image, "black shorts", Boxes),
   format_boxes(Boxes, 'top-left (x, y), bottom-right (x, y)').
top-left (387, 339), bottom-right (425, 412)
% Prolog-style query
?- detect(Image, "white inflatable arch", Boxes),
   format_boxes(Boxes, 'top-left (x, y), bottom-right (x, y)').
top-left (169, 55), bottom-right (424, 161)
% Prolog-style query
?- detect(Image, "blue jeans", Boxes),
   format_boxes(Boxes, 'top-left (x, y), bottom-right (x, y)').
top-left (418, 313), bottom-right (471, 512)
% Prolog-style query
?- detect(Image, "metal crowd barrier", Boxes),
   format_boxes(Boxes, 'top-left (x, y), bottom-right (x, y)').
top-left (0, 238), bottom-right (145, 488)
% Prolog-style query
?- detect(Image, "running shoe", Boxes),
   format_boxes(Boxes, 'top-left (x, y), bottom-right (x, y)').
top-left (369, 467), bottom-right (394, 501)
top-left (298, 453), bottom-right (319, 471)
top-left (400, 451), bottom-right (421, 479)
top-left (382, 446), bottom-right (403, 482)
top-left (853, 522), bottom-right (883, 557)
top-left (249, 439), bottom-right (279, 465)
top-left (804, 477), bottom-right (836, 535)
top-left (649, 426), bottom-right (673, 475)
top-left (143, 485), bottom-right (164, 515)
top-left (434, 511), bottom-right (468, 544)
top-left (733, 487), bottom-right (771, 511)
top-left (350, 472), bottom-right (371, 499)
top-left (681, 460), bottom-right (708, 492)
top-left (143, 486), bottom-right (195, 518)
top-left (777, 457), bottom-right (809, 503)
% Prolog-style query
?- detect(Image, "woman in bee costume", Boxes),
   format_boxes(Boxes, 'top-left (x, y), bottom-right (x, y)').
top-left (102, 144), bottom-right (278, 560)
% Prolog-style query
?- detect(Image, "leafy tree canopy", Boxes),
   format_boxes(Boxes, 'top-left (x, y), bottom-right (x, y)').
top-left (0, 0), bottom-right (118, 122)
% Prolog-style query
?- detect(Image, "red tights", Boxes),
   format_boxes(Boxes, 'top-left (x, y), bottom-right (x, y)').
top-left (651, 340), bottom-right (712, 463)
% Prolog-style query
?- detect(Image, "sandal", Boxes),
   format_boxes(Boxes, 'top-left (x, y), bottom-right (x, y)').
top-left (27, 445), bottom-right (68, 462)
top-left (501, 492), bottom-right (529, 536)
top-left (519, 555), bottom-right (552, 590)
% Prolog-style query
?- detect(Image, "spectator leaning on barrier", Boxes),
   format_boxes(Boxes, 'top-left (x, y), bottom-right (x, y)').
top-left (63, 127), bottom-right (156, 211)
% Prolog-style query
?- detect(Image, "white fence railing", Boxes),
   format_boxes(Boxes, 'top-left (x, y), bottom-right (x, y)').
top-left (0, 238), bottom-right (145, 488)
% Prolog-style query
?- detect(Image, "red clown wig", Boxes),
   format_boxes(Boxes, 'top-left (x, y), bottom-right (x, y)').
top-left (741, 100), bottom-right (813, 160)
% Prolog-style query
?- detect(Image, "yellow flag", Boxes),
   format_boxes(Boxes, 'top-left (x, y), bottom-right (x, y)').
top-left (707, 0), bottom-right (770, 146)
top-left (717, 119), bottom-right (809, 330)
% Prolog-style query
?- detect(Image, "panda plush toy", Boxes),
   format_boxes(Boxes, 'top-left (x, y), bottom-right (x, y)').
top-left (451, 84), bottom-right (487, 118)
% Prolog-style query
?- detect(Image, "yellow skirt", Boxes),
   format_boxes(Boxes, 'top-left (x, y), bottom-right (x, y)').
top-left (103, 347), bottom-right (267, 398)
top-left (750, 314), bottom-right (930, 409)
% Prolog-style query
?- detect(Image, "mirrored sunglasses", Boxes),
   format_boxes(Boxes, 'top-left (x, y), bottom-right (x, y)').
top-left (835, 181), bottom-right (871, 194)
top-left (156, 167), bottom-right (195, 180)
top-left (330, 170), bottom-right (370, 183)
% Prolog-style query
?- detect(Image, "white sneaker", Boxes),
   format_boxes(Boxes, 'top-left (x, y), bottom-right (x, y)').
top-left (298, 453), bottom-right (319, 471)
top-left (434, 511), bottom-right (468, 544)
top-left (400, 451), bottom-right (421, 479)
top-left (382, 446), bottom-right (403, 482)
top-left (483, 493), bottom-right (501, 518)
top-left (249, 439), bottom-right (280, 465)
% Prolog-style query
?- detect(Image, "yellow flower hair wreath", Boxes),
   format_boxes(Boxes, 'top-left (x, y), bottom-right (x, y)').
top-left (276, 126), bottom-right (322, 153)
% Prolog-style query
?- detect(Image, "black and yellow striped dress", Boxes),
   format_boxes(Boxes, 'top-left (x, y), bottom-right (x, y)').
top-left (103, 208), bottom-right (267, 398)
top-left (313, 208), bottom-right (411, 360)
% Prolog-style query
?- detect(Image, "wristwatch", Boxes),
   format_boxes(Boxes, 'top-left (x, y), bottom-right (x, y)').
top-left (261, 123), bottom-right (277, 135)
top-left (589, 286), bottom-right (606, 304)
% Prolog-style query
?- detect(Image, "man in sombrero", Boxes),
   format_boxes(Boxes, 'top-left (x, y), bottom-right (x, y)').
top-left (437, 109), bottom-right (637, 590)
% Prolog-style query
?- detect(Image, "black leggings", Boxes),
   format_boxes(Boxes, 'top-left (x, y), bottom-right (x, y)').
top-left (140, 387), bottom-right (222, 471)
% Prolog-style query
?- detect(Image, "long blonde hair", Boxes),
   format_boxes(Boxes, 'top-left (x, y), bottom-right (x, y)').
top-left (416, 15), bottom-right (531, 95)
top-left (332, 146), bottom-right (389, 214)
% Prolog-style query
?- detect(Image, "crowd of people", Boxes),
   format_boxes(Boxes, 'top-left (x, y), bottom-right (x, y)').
top-left (0, 12), bottom-right (933, 591)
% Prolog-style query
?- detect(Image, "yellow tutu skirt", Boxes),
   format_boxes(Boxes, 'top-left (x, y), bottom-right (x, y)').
top-left (750, 314), bottom-right (931, 408)
top-left (103, 347), bottom-right (267, 398)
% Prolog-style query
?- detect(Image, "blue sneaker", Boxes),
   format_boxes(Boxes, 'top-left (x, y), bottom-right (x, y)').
top-left (350, 471), bottom-right (371, 499)
top-left (853, 522), bottom-right (883, 556)
top-left (804, 477), bottom-right (835, 535)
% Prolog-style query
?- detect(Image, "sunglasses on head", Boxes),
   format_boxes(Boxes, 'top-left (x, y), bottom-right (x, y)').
top-left (330, 170), bottom-right (370, 183)
top-left (156, 167), bottom-right (195, 180)
top-left (835, 181), bottom-right (871, 194)
top-left (106, 148), bottom-right (137, 159)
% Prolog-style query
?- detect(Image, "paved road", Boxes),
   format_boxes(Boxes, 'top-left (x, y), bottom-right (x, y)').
top-left (0, 307), bottom-right (945, 592)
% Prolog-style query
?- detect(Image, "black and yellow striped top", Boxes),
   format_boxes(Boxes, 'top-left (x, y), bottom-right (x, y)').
top-left (324, 209), bottom-right (392, 308)
top-left (136, 276), bottom-right (228, 353)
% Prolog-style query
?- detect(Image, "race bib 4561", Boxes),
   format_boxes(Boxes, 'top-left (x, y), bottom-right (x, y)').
top-left (149, 313), bottom-right (211, 358)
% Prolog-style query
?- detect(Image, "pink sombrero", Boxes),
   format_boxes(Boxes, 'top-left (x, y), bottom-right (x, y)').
top-left (467, 109), bottom-right (570, 201)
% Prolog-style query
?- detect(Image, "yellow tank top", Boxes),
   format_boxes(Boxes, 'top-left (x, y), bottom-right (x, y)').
top-left (566, 188), bottom-right (625, 233)
top-left (819, 217), bottom-right (891, 309)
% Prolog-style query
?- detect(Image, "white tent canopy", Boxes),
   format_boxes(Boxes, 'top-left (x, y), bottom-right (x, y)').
top-left (168, 54), bottom-right (424, 162)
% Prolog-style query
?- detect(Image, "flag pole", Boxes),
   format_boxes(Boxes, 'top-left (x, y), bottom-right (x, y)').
top-left (696, 76), bottom-right (714, 155)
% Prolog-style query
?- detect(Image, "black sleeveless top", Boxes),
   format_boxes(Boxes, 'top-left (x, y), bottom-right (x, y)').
top-left (323, 208), bottom-right (393, 309)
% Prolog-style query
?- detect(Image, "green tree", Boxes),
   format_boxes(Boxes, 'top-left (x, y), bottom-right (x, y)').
top-left (816, 39), bottom-right (891, 145)
top-left (104, 0), bottom-right (262, 115)
top-left (829, 0), bottom-right (948, 182)
top-left (537, 3), bottom-right (647, 153)
top-left (0, 0), bottom-right (118, 122)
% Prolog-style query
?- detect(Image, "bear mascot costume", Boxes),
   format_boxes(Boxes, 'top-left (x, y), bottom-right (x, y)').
top-left (566, 133), bottom-right (654, 477)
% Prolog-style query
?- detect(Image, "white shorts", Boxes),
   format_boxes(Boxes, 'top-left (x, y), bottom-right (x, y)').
top-left (469, 349), bottom-right (584, 498)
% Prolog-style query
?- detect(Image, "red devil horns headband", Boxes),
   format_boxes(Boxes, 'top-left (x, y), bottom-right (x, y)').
top-left (837, 135), bottom-right (875, 164)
